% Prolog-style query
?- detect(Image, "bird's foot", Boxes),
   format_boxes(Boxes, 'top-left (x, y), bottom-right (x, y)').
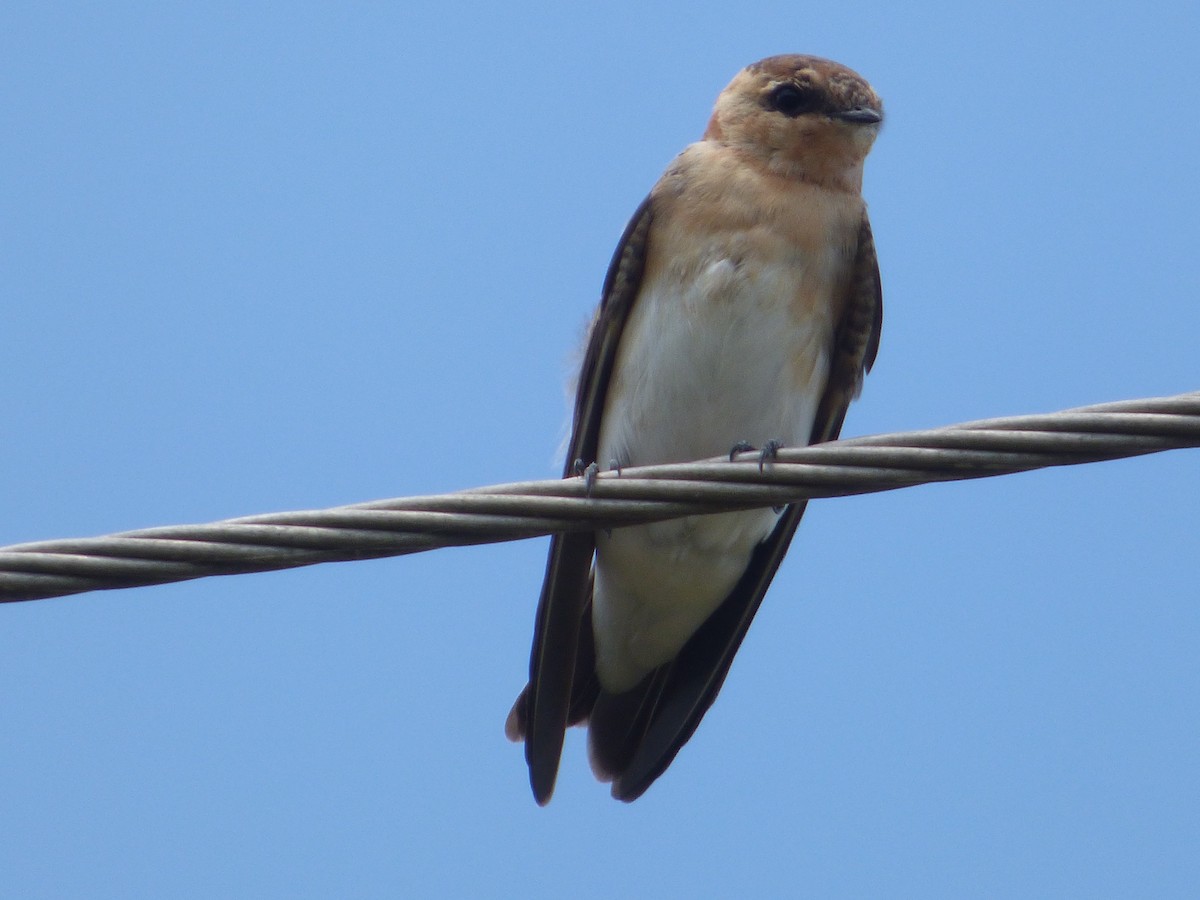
top-left (758, 439), bottom-right (783, 472)
top-left (728, 440), bottom-right (756, 461)
top-left (573, 458), bottom-right (600, 496)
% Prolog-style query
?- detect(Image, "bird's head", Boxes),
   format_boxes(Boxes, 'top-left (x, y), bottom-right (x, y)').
top-left (704, 55), bottom-right (883, 190)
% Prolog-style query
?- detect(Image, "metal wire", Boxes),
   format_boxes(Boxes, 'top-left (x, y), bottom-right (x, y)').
top-left (2, 391), bottom-right (1197, 603)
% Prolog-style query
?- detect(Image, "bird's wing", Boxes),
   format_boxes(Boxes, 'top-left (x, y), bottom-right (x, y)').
top-left (600, 212), bottom-right (883, 801)
top-left (517, 196), bottom-right (655, 805)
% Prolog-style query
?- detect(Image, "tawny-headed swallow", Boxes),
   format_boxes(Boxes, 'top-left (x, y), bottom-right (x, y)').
top-left (506, 55), bottom-right (884, 803)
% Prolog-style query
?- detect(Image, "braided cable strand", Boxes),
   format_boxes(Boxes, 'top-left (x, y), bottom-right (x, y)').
top-left (2, 391), bottom-right (1198, 604)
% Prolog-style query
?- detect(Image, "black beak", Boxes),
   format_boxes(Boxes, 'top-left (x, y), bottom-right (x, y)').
top-left (833, 106), bottom-right (883, 125)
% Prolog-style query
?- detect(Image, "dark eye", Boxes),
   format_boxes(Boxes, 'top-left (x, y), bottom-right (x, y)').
top-left (767, 84), bottom-right (818, 117)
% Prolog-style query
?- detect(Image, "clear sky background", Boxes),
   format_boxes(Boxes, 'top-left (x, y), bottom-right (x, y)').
top-left (3, 2), bottom-right (1199, 897)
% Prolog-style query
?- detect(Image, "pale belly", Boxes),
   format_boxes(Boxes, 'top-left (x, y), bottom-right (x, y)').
top-left (592, 256), bottom-right (836, 692)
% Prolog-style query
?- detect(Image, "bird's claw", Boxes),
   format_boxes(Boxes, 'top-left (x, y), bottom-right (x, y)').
top-left (728, 440), bottom-right (755, 462)
top-left (758, 439), bottom-right (782, 472)
top-left (573, 458), bottom-right (600, 496)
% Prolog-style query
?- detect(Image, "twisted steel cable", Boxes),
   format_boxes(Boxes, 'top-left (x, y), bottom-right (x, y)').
top-left (2, 391), bottom-right (1197, 604)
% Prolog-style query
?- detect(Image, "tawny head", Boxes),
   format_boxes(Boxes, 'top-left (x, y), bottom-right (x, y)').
top-left (703, 54), bottom-right (883, 189)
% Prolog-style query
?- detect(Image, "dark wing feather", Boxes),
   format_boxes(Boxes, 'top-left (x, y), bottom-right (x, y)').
top-left (518, 196), bottom-right (654, 805)
top-left (604, 212), bottom-right (883, 801)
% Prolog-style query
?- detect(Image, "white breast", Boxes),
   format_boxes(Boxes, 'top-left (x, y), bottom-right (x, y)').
top-left (591, 242), bottom-right (840, 692)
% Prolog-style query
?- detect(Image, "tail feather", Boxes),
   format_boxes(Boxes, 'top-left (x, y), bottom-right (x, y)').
top-left (586, 669), bottom-right (666, 782)
top-left (509, 504), bottom-right (809, 801)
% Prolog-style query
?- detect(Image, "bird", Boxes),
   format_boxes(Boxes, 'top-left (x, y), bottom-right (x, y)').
top-left (506, 54), bottom-right (884, 804)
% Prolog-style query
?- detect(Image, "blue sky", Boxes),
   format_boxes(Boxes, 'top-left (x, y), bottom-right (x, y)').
top-left (3, 2), bottom-right (1199, 896)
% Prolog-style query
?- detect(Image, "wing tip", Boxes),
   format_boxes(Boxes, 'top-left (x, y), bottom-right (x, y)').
top-left (531, 770), bottom-right (556, 806)
top-left (524, 722), bottom-right (566, 806)
top-left (506, 682), bottom-right (562, 804)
